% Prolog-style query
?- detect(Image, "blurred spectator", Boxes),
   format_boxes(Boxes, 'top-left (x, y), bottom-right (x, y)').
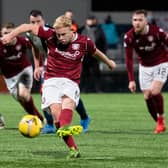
top-left (147, 11), bottom-right (157, 25)
top-left (79, 15), bottom-right (107, 92)
top-left (64, 9), bottom-right (78, 32)
top-left (101, 15), bottom-right (119, 49)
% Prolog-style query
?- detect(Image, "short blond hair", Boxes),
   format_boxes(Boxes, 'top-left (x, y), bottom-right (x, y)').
top-left (53, 15), bottom-right (72, 29)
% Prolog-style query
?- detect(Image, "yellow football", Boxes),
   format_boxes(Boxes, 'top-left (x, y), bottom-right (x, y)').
top-left (18, 114), bottom-right (42, 138)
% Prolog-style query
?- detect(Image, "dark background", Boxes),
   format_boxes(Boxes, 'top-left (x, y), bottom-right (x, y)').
top-left (92, 0), bottom-right (168, 11)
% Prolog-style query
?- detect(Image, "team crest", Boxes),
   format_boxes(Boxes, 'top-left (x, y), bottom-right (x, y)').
top-left (72, 43), bottom-right (80, 50)
top-left (16, 45), bottom-right (21, 51)
top-left (148, 36), bottom-right (154, 42)
top-left (3, 49), bottom-right (7, 53)
top-left (136, 39), bottom-right (139, 43)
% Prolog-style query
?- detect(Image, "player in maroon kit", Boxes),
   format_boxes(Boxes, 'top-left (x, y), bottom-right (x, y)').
top-left (1, 15), bottom-right (116, 158)
top-left (0, 22), bottom-right (44, 123)
top-left (124, 9), bottom-right (168, 134)
top-left (28, 9), bottom-right (91, 134)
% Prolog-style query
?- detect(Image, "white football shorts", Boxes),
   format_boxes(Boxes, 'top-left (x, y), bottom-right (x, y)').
top-left (4, 66), bottom-right (33, 99)
top-left (41, 77), bottom-right (80, 111)
top-left (139, 62), bottom-right (168, 90)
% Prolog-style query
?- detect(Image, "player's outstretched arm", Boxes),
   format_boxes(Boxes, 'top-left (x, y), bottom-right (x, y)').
top-left (93, 48), bottom-right (117, 70)
top-left (32, 48), bottom-right (43, 81)
top-left (1, 24), bottom-right (39, 44)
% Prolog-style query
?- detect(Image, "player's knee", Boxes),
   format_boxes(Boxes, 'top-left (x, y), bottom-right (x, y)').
top-left (19, 88), bottom-right (31, 101)
top-left (150, 89), bottom-right (160, 96)
top-left (143, 91), bottom-right (151, 100)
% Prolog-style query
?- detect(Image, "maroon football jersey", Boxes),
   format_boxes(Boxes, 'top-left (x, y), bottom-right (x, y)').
top-left (38, 26), bottom-right (96, 84)
top-left (124, 24), bottom-right (168, 81)
top-left (0, 36), bottom-right (32, 78)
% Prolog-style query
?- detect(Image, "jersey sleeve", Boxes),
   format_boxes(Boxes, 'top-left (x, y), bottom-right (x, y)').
top-left (19, 36), bottom-right (32, 49)
top-left (38, 26), bottom-right (54, 40)
top-left (124, 33), bottom-right (135, 81)
top-left (157, 27), bottom-right (168, 46)
top-left (86, 37), bottom-right (96, 55)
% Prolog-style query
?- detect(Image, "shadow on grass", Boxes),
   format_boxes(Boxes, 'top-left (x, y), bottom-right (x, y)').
top-left (32, 150), bottom-right (66, 159)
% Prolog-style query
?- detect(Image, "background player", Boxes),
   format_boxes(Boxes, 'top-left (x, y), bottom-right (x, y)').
top-left (0, 22), bottom-right (44, 124)
top-left (124, 9), bottom-right (168, 134)
top-left (28, 9), bottom-right (91, 133)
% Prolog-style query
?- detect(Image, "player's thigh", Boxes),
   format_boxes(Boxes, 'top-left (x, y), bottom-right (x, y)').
top-left (62, 96), bottom-right (76, 110)
top-left (62, 79), bottom-right (80, 107)
top-left (19, 66), bottom-right (33, 89)
top-left (139, 65), bottom-right (153, 90)
top-left (150, 80), bottom-right (164, 95)
top-left (151, 62), bottom-right (168, 94)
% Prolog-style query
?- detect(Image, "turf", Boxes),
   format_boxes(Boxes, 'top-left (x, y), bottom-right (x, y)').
top-left (0, 93), bottom-right (168, 168)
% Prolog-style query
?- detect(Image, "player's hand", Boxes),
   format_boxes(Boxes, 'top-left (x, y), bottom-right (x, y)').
top-left (108, 60), bottom-right (117, 70)
top-left (128, 81), bottom-right (136, 93)
top-left (34, 67), bottom-right (43, 81)
top-left (0, 34), bottom-right (13, 44)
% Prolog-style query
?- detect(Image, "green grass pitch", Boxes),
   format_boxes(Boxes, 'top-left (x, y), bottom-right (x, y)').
top-left (0, 93), bottom-right (168, 168)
